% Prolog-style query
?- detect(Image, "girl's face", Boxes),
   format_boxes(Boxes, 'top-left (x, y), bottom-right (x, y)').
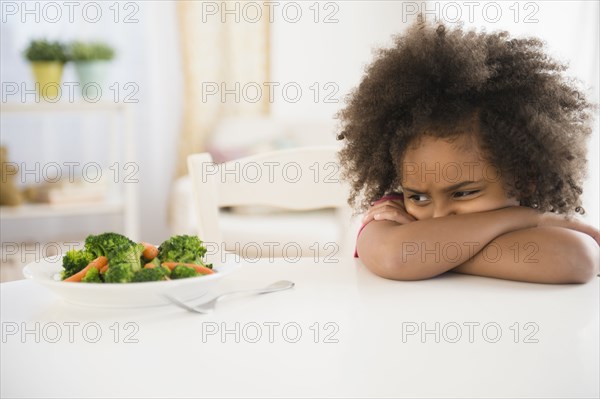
top-left (400, 134), bottom-right (519, 220)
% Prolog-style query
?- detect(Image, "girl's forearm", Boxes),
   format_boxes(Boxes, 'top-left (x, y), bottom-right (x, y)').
top-left (452, 227), bottom-right (599, 283)
top-left (358, 206), bottom-right (541, 280)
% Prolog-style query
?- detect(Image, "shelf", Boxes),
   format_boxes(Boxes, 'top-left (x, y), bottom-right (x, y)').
top-left (0, 101), bottom-right (128, 113)
top-left (1, 100), bottom-right (139, 239)
top-left (0, 200), bottom-right (125, 220)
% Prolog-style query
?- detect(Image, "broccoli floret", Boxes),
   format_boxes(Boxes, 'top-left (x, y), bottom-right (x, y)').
top-left (85, 232), bottom-right (136, 258)
top-left (102, 243), bottom-right (145, 283)
top-left (158, 235), bottom-right (209, 266)
top-left (108, 243), bottom-right (145, 273)
top-left (132, 267), bottom-right (169, 282)
top-left (81, 267), bottom-right (102, 283)
top-left (170, 265), bottom-right (202, 279)
top-left (104, 262), bottom-right (135, 283)
top-left (62, 249), bottom-right (95, 280)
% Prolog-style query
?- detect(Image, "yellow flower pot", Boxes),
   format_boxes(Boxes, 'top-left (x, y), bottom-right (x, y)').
top-left (30, 62), bottom-right (64, 99)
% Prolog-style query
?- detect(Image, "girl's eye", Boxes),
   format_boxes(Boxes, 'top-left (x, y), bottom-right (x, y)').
top-left (453, 190), bottom-right (480, 198)
top-left (409, 194), bottom-right (430, 203)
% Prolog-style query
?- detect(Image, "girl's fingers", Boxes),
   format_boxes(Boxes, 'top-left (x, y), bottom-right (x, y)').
top-left (361, 201), bottom-right (416, 225)
top-left (540, 213), bottom-right (600, 246)
top-left (362, 205), bottom-right (394, 222)
top-left (362, 201), bottom-right (406, 219)
top-left (363, 207), bottom-right (409, 222)
top-left (372, 210), bottom-right (415, 224)
top-left (580, 226), bottom-right (600, 246)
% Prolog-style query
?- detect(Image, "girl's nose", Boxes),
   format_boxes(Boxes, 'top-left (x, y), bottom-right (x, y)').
top-left (432, 202), bottom-right (456, 218)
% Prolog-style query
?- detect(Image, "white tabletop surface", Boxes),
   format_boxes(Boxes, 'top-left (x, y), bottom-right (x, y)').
top-left (1, 252), bottom-right (599, 398)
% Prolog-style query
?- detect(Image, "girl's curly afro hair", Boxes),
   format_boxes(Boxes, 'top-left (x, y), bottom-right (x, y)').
top-left (337, 19), bottom-right (596, 215)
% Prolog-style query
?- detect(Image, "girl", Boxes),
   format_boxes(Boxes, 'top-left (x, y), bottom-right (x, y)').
top-left (338, 19), bottom-right (599, 284)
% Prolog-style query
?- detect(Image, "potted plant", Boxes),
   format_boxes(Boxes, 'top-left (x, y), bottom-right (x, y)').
top-left (69, 41), bottom-right (115, 97)
top-left (24, 39), bottom-right (68, 99)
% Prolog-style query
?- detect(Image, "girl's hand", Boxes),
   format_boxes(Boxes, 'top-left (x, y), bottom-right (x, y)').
top-left (538, 212), bottom-right (600, 246)
top-left (361, 199), bottom-right (417, 226)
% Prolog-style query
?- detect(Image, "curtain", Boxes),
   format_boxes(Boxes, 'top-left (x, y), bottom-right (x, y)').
top-left (175, 0), bottom-right (270, 177)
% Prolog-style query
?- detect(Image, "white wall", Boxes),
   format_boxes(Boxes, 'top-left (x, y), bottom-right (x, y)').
top-left (270, 1), bottom-right (415, 121)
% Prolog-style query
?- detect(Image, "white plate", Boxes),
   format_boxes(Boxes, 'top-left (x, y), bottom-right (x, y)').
top-left (23, 254), bottom-right (243, 308)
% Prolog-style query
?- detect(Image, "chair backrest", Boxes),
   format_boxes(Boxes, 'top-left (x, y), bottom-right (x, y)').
top-left (187, 146), bottom-right (349, 246)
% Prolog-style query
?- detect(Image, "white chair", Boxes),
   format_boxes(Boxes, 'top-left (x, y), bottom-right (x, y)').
top-left (187, 146), bottom-right (351, 257)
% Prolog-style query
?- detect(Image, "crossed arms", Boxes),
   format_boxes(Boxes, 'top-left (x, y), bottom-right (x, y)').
top-left (356, 206), bottom-right (600, 284)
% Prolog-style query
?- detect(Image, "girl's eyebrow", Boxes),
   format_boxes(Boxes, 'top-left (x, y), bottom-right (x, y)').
top-left (403, 180), bottom-right (484, 194)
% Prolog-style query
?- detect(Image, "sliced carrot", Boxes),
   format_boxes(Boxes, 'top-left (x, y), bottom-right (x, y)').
top-left (161, 262), bottom-right (215, 275)
top-left (64, 256), bottom-right (109, 282)
top-left (100, 264), bottom-right (109, 274)
top-left (144, 262), bottom-right (156, 269)
top-left (141, 242), bottom-right (159, 260)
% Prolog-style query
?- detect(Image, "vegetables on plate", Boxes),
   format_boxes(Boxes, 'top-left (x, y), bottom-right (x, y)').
top-left (61, 233), bottom-right (214, 284)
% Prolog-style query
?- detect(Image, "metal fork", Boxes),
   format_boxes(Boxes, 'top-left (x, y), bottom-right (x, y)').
top-left (164, 280), bottom-right (295, 313)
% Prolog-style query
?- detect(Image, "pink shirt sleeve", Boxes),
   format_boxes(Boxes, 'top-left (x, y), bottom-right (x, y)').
top-left (353, 193), bottom-right (404, 258)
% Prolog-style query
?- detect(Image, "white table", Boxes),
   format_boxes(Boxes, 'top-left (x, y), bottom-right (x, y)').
top-left (1, 252), bottom-right (598, 398)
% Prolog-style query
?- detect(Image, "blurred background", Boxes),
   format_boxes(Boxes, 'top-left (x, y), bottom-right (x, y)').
top-left (1, 1), bottom-right (598, 281)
